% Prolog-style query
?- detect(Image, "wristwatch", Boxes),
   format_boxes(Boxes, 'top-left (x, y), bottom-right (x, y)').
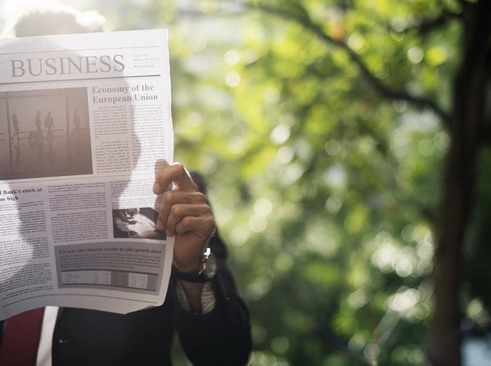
top-left (172, 247), bottom-right (217, 283)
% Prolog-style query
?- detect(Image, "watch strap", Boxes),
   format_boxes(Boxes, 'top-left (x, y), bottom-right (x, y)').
top-left (172, 265), bottom-right (211, 283)
top-left (172, 230), bottom-right (217, 283)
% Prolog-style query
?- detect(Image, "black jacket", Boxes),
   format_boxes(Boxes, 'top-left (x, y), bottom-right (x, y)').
top-left (1, 172), bottom-right (251, 365)
top-left (50, 233), bottom-right (251, 366)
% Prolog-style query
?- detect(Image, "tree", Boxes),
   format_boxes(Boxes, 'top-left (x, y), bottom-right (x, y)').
top-left (81, 0), bottom-right (491, 364)
top-left (232, 0), bottom-right (490, 365)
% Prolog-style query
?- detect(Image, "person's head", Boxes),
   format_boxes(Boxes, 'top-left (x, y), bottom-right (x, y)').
top-left (2, 1), bottom-right (108, 38)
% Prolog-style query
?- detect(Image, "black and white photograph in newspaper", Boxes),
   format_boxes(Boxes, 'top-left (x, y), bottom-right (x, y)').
top-left (0, 87), bottom-right (92, 180)
top-left (112, 207), bottom-right (166, 240)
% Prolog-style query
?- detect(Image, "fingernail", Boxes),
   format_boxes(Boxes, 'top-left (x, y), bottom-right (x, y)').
top-left (155, 220), bottom-right (164, 231)
top-left (153, 182), bottom-right (161, 194)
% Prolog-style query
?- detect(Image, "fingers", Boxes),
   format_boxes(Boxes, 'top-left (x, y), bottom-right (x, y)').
top-left (153, 161), bottom-right (215, 239)
top-left (156, 189), bottom-right (213, 234)
top-left (153, 162), bottom-right (197, 194)
top-left (158, 190), bottom-right (207, 227)
top-left (166, 204), bottom-right (214, 237)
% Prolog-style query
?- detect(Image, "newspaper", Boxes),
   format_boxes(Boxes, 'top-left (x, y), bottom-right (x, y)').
top-left (0, 29), bottom-right (174, 320)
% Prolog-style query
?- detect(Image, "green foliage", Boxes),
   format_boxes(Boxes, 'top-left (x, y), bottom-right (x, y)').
top-left (78, 0), bottom-right (482, 364)
top-left (220, 3), bottom-right (451, 363)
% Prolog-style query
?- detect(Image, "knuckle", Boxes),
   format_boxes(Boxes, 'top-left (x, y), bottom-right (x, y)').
top-left (163, 191), bottom-right (173, 204)
top-left (200, 204), bottom-right (212, 215)
top-left (174, 163), bottom-right (185, 173)
top-left (170, 205), bottom-right (183, 216)
top-left (205, 216), bottom-right (215, 229)
top-left (181, 216), bottom-right (193, 228)
top-left (193, 192), bottom-right (207, 203)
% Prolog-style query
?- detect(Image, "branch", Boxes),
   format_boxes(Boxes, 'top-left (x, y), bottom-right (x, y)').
top-left (394, 9), bottom-right (460, 35)
top-left (248, 2), bottom-right (450, 125)
top-left (313, 328), bottom-right (373, 366)
top-left (343, 46), bottom-right (449, 122)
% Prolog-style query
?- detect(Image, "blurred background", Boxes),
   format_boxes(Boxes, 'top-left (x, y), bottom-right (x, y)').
top-left (2, 1), bottom-right (490, 365)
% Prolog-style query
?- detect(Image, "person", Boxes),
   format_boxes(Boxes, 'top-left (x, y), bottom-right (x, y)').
top-left (35, 111), bottom-right (43, 139)
top-left (11, 114), bottom-right (20, 141)
top-left (44, 111), bottom-right (54, 140)
top-left (0, 3), bottom-right (251, 366)
top-left (72, 109), bottom-right (81, 138)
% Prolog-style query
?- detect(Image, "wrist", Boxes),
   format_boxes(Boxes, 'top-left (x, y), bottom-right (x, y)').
top-left (172, 247), bottom-right (217, 283)
top-left (173, 259), bottom-right (201, 274)
top-left (173, 228), bottom-right (216, 274)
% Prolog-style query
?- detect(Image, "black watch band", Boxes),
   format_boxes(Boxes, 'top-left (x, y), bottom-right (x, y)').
top-left (172, 247), bottom-right (217, 283)
top-left (172, 265), bottom-right (211, 283)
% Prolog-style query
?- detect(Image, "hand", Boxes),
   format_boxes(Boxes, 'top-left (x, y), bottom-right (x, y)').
top-left (153, 161), bottom-right (215, 273)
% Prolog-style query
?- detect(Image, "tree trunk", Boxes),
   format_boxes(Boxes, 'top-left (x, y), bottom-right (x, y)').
top-left (428, 1), bottom-right (491, 365)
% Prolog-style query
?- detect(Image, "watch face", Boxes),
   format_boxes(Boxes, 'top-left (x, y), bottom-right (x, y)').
top-left (204, 252), bottom-right (217, 279)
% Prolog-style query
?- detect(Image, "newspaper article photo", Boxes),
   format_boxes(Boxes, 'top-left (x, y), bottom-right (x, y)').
top-left (0, 87), bottom-right (93, 180)
top-left (113, 207), bottom-right (166, 240)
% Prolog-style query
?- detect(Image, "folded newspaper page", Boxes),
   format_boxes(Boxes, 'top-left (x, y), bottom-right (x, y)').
top-left (0, 29), bottom-right (174, 320)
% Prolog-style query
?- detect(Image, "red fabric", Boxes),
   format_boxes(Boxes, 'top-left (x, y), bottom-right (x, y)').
top-left (0, 308), bottom-right (45, 366)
